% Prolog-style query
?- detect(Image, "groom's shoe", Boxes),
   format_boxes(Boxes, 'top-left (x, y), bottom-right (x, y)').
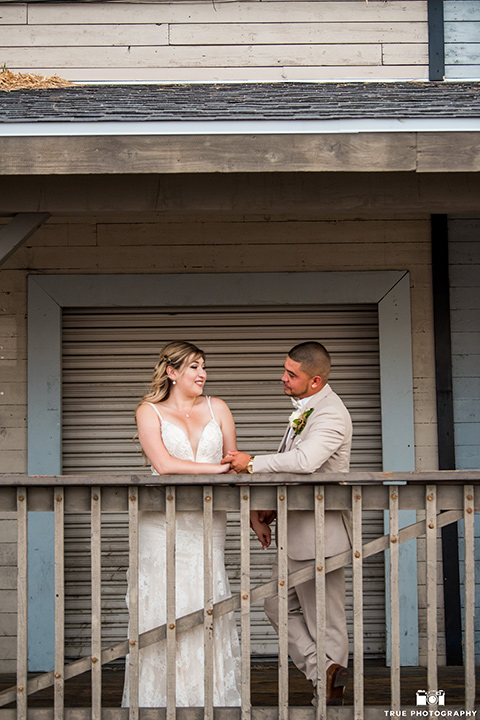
top-left (326, 663), bottom-right (348, 706)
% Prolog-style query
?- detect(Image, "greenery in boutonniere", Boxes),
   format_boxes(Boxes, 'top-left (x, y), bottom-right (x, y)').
top-left (288, 408), bottom-right (314, 436)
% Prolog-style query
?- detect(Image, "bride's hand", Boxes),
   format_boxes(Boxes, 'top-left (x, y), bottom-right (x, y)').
top-left (217, 462), bottom-right (231, 474)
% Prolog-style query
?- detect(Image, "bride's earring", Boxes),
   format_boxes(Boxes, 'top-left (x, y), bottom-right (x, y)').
top-left (172, 380), bottom-right (176, 385)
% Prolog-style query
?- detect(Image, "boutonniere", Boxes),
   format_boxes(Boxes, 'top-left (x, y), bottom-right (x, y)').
top-left (288, 408), bottom-right (314, 436)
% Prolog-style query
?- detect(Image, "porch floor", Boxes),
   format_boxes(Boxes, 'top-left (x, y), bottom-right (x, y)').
top-left (0, 661), bottom-right (477, 708)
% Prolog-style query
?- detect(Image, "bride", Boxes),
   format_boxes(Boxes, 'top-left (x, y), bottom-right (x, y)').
top-left (122, 340), bottom-right (270, 707)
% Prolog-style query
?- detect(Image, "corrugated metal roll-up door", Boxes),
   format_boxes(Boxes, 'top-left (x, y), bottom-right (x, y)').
top-left (62, 305), bottom-right (384, 660)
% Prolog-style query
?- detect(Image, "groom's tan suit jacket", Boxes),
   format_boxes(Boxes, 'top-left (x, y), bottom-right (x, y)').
top-left (252, 383), bottom-right (352, 560)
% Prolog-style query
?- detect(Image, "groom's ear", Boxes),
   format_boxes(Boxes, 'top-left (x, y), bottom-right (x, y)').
top-left (311, 375), bottom-right (323, 389)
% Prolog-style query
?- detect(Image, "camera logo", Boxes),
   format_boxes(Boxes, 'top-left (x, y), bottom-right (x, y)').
top-left (416, 690), bottom-right (446, 706)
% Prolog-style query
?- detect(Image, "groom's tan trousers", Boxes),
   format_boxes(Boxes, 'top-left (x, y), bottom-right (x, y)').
top-left (264, 555), bottom-right (348, 688)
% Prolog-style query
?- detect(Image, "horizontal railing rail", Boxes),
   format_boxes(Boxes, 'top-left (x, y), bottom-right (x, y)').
top-left (0, 471), bottom-right (478, 719)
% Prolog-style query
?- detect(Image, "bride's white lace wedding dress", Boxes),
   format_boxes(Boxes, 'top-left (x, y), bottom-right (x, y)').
top-left (122, 397), bottom-right (241, 707)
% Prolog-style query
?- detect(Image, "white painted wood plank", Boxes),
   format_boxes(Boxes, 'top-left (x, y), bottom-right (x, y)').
top-left (165, 487), bottom-right (176, 718)
top-left (463, 486), bottom-right (475, 711)
top-left (445, 1), bottom-right (480, 22)
top-left (27, 2), bottom-right (428, 25)
top-left (277, 486), bottom-right (288, 720)
top-left (445, 43), bottom-right (480, 64)
top-left (382, 43), bottom-right (428, 64)
top-left (314, 487), bottom-right (326, 720)
top-left (128, 488), bottom-right (139, 720)
top-left (170, 22), bottom-right (427, 46)
top-left (1, 24), bottom-right (169, 47)
top-left (425, 486), bottom-right (437, 692)
top-left (388, 487), bottom-right (400, 710)
top-left (445, 64), bottom-right (480, 79)
top-left (0, 4), bottom-right (26, 23)
top-left (54, 488), bottom-right (65, 720)
top-left (203, 486), bottom-right (214, 720)
top-left (240, 488), bottom-right (251, 720)
top-left (91, 488), bottom-right (102, 720)
top-left (16, 64), bottom-right (427, 82)
top-left (16, 488), bottom-right (28, 720)
top-left (445, 21), bottom-right (480, 44)
top-left (352, 486), bottom-right (364, 719)
top-left (2, 43), bottom-right (382, 68)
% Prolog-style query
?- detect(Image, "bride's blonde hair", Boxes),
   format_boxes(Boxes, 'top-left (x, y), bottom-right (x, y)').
top-left (139, 340), bottom-right (206, 407)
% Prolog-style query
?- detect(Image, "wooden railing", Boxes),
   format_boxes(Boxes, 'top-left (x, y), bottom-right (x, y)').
top-left (0, 471), bottom-right (478, 719)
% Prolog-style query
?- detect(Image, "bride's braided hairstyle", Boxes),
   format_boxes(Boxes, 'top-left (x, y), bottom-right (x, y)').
top-left (139, 340), bottom-right (206, 406)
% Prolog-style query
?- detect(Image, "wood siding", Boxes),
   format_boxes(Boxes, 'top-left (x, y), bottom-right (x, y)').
top-left (0, 206), bottom-right (438, 671)
top-left (0, 1), bottom-right (429, 83)
top-left (445, 1), bottom-right (480, 79)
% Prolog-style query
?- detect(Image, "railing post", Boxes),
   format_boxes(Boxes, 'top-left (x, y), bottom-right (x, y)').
top-left (91, 487), bottom-right (102, 720)
top-left (166, 486), bottom-right (177, 718)
top-left (425, 485), bottom-right (438, 694)
top-left (128, 487), bottom-right (139, 720)
top-left (240, 486), bottom-right (251, 720)
top-left (54, 488), bottom-right (65, 720)
top-left (389, 486), bottom-right (400, 710)
top-left (314, 486), bottom-right (326, 719)
top-left (16, 487), bottom-right (28, 720)
top-left (463, 485), bottom-right (475, 711)
top-left (277, 485), bottom-right (289, 720)
top-left (203, 485), bottom-right (214, 720)
top-left (352, 486), bottom-right (364, 719)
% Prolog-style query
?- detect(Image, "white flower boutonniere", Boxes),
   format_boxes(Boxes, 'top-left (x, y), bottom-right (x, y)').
top-left (288, 407), bottom-right (314, 436)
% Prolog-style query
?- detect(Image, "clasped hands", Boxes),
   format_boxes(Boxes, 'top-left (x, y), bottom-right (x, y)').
top-left (221, 451), bottom-right (274, 550)
top-left (221, 450), bottom-right (251, 474)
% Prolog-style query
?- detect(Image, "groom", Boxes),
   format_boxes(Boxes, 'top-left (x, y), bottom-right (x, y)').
top-left (222, 341), bottom-right (352, 706)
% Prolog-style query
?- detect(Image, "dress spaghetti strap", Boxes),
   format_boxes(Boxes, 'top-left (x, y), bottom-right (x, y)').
top-left (206, 396), bottom-right (216, 420)
top-left (144, 402), bottom-right (164, 422)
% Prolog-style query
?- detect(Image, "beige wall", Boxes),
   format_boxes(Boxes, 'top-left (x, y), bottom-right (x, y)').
top-left (1, 0), bottom-right (429, 82)
top-left (0, 210), bottom-right (437, 671)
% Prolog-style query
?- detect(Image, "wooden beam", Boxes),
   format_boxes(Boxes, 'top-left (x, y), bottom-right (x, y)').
top-left (417, 132), bottom-right (480, 172)
top-left (1, 173), bottom-right (480, 217)
top-left (0, 212), bottom-right (50, 265)
top-left (0, 133), bottom-right (417, 175)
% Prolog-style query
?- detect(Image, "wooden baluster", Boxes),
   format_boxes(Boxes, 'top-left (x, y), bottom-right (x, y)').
top-left (54, 488), bottom-right (65, 720)
top-left (389, 486), bottom-right (400, 710)
top-left (352, 486), bottom-right (364, 719)
top-left (240, 487), bottom-right (251, 720)
top-left (16, 488), bottom-right (28, 720)
top-left (425, 485), bottom-right (438, 694)
top-left (463, 485), bottom-right (475, 711)
top-left (91, 487), bottom-right (102, 720)
top-left (203, 486), bottom-right (214, 720)
top-left (128, 487), bottom-right (139, 720)
top-left (166, 486), bottom-right (176, 720)
top-left (277, 486), bottom-right (288, 720)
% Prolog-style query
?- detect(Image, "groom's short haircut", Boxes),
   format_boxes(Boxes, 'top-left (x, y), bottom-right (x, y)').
top-left (288, 341), bottom-right (331, 380)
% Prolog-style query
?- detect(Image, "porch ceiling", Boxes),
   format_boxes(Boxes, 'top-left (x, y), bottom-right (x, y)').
top-left (0, 82), bottom-right (479, 175)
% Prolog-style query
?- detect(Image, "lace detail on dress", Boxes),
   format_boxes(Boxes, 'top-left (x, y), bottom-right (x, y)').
top-left (122, 398), bottom-right (241, 708)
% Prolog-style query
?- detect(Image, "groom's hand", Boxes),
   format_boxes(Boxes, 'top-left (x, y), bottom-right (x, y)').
top-left (221, 451), bottom-right (251, 473)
